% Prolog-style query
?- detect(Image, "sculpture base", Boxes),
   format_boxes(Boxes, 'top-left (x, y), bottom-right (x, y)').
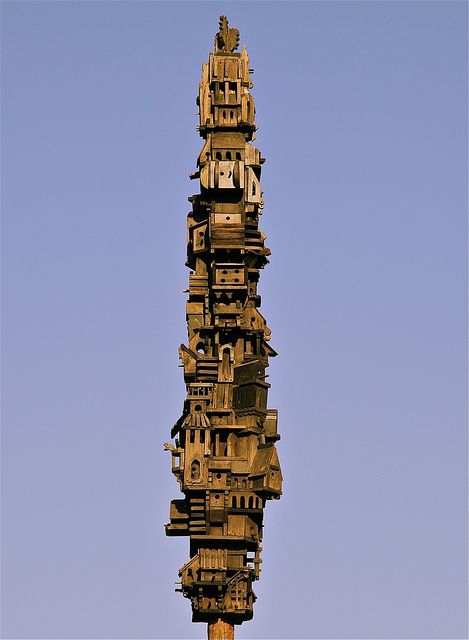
top-left (207, 619), bottom-right (235, 640)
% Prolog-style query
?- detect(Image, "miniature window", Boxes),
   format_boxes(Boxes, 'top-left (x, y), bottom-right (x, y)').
top-left (191, 459), bottom-right (200, 480)
top-left (240, 496), bottom-right (246, 508)
top-left (248, 496), bottom-right (254, 509)
top-left (226, 151), bottom-right (232, 160)
top-left (227, 433), bottom-right (236, 456)
top-left (216, 151), bottom-right (222, 160)
top-left (232, 496), bottom-right (237, 508)
top-left (236, 152), bottom-right (241, 160)
top-left (221, 348), bottom-right (231, 378)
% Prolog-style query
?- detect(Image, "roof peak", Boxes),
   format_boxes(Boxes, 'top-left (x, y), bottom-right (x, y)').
top-left (214, 16), bottom-right (240, 53)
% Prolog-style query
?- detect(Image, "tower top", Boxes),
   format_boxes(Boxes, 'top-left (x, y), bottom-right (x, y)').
top-left (214, 16), bottom-right (240, 53)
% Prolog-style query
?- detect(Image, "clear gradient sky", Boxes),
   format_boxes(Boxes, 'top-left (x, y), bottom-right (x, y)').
top-left (2, 2), bottom-right (467, 639)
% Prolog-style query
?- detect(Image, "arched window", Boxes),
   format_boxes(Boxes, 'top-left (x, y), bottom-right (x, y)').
top-left (226, 151), bottom-right (232, 160)
top-left (227, 433), bottom-right (236, 457)
top-left (248, 496), bottom-right (254, 509)
top-left (220, 345), bottom-right (233, 382)
top-left (190, 459), bottom-right (200, 481)
top-left (240, 496), bottom-right (246, 509)
top-left (232, 496), bottom-right (237, 508)
top-left (222, 348), bottom-right (230, 377)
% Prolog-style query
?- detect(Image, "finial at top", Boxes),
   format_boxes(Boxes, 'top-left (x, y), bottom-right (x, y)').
top-left (214, 16), bottom-right (240, 53)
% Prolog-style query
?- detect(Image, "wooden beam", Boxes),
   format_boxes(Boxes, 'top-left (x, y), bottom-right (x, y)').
top-left (208, 619), bottom-right (235, 640)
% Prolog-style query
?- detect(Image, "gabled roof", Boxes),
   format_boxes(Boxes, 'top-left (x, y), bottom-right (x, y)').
top-left (249, 444), bottom-right (281, 478)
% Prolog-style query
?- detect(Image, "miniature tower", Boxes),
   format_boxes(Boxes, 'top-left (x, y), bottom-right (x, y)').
top-left (165, 17), bottom-right (282, 638)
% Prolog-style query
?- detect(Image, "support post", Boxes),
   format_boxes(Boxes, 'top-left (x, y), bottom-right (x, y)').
top-left (207, 619), bottom-right (235, 640)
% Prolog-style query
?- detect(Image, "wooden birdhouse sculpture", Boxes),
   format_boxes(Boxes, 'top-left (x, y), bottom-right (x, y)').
top-left (165, 16), bottom-right (282, 639)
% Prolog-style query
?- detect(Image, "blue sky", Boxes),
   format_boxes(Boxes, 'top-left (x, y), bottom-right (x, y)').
top-left (2, 2), bottom-right (467, 638)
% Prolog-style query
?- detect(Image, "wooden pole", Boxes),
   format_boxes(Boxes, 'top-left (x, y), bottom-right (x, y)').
top-left (207, 619), bottom-right (235, 640)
